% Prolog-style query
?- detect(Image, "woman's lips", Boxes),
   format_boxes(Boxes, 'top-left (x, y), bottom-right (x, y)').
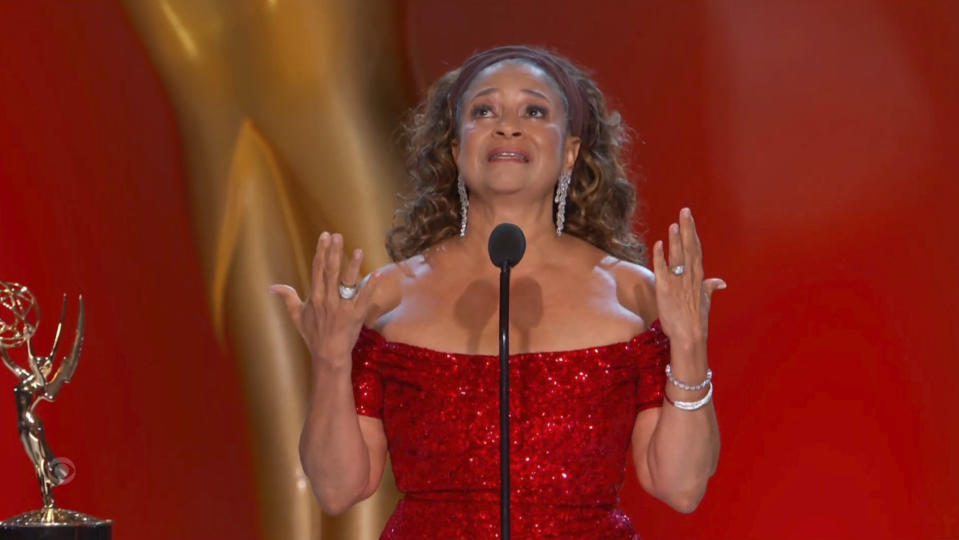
top-left (487, 148), bottom-right (530, 162)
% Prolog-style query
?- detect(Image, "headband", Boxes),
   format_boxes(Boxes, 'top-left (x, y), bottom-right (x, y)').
top-left (446, 46), bottom-right (587, 138)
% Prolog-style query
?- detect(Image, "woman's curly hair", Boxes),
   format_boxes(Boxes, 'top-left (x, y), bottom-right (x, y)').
top-left (386, 47), bottom-right (646, 265)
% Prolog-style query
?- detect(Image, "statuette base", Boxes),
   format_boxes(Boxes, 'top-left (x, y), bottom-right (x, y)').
top-left (0, 508), bottom-right (111, 540)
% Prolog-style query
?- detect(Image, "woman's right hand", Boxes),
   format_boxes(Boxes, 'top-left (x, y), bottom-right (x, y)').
top-left (270, 232), bottom-right (381, 369)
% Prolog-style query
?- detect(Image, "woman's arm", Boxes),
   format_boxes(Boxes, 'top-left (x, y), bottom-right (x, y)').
top-left (271, 232), bottom-right (392, 515)
top-left (631, 344), bottom-right (719, 512)
top-left (299, 360), bottom-right (389, 514)
top-left (619, 208), bottom-right (725, 512)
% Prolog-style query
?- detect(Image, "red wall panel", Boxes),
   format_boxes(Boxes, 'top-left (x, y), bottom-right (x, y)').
top-left (0, 3), bottom-right (259, 538)
top-left (402, 1), bottom-right (958, 538)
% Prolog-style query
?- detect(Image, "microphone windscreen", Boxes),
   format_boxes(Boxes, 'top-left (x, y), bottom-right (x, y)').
top-left (488, 223), bottom-right (526, 268)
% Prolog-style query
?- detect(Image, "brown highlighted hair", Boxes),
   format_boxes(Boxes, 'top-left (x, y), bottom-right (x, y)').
top-left (386, 45), bottom-right (646, 264)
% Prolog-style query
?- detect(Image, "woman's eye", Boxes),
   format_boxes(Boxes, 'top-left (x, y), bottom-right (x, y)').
top-left (471, 105), bottom-right (493, 118)
top-left (526, 106), bottom-right (548, 118)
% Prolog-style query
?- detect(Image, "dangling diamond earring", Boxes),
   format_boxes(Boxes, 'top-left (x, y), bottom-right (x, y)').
top-left (554, 170), bottom-right (571, 236)
top-left (457, 174), bottom-right (469, 237)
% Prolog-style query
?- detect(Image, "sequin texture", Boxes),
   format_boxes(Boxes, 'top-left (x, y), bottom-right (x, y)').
top-left (351, 321), bottom-right (669, 539)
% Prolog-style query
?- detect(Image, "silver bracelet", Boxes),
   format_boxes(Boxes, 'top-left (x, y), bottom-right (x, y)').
top-left (665, 363), bottom-right (712, 391)
top-left (664, 381), bottom-right (714, 411)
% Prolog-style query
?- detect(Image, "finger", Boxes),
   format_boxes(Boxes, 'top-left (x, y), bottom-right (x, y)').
top-left (703, 277), bottom-right (728, 299)
top-left (311, 232), bottom-right (330, 299)
top-left (269, 284), bottom-right (304, 325)
top-left (355, 270), bottom-right (382, 316)
top-left (341, 248), bottom-right (363, 288)
top-left (324, 233), bottom-right (344, 302)
top-left (680, 207), bottom-right (703, 269)
top-left (667, 222), bottom-right (684, 270)
top-left (652, 240), bottom-right (668, 278)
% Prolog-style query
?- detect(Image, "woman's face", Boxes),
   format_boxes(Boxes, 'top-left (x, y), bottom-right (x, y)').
top-left (452, 61), bottom-right (580, 202)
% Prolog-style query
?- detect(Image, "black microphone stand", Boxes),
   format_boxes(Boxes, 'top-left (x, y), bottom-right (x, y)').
top-left (488, 223), bottom-right (525, 540)
top-left (498, 260), bottom-right (512, 540)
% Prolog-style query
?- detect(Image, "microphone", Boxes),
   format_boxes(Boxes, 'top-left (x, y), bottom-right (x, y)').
top-left (488, 223), bottom-right (526, 268)
top-left (488, 223), bottom-right (525, 540)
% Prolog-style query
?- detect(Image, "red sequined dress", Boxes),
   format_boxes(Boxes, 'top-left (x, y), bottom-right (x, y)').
top-left (351, 320), bottom-right (669, 539)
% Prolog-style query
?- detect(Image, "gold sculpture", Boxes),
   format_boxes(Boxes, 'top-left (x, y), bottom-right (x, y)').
top-left (121, 1), bottom-right (407, 538)
top-left (0, 281), bottom-right (109, 533)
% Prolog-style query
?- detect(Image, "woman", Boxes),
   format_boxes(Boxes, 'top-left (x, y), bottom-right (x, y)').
top-left (271, 45), bottom-right (725, 539)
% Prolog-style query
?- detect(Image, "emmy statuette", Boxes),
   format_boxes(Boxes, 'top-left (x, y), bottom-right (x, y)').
top-left (0, 281), bottom-right (111, 540)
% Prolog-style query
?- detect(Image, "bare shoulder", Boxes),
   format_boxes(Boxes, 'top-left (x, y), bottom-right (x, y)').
top-left (599, 254), bottom-right (658, 324)
top-left (362, 255), bottom-right (425, 327)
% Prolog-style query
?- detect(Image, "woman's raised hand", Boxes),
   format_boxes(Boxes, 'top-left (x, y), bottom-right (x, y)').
top-left (269, 232), bottom-right (380, 369)
top-left (652, 208), bottom-right (726, 346)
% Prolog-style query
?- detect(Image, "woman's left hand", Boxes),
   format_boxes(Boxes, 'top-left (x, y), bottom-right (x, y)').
top-left (652, 207), bottom-right (726, 346)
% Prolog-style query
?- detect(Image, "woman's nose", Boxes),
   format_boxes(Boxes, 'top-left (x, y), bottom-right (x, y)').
top-left (495, 116), bottom-right (522, 138)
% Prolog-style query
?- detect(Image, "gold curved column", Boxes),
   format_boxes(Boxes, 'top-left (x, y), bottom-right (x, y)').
top-left (120, 2), bottom-right (405, 539)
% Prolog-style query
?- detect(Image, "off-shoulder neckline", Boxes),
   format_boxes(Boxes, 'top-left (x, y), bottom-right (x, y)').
top-left (359, 319), bottom-right (663, 359)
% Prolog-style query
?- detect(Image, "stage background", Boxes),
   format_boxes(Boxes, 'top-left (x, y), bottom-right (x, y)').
top-left (0, 1), bottom-right (956, 539)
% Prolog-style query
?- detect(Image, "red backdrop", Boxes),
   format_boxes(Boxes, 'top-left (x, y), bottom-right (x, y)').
top-left (1, 1), bottom-right (957, 539)
top-left (0, 3), bottom-right (259, 538)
